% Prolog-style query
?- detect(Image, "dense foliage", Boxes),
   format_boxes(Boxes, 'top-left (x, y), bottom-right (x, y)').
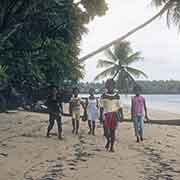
top-left (0, 0), bottom-right (107, 91)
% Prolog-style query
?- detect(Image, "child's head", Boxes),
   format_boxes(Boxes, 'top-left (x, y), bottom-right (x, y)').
top-left (52, 87), bottom-right (58, 96)
top-left (133, 85), bottom-right (141, 96)
top-left (49, 85), bottom-right (58, 96)
top-left (89, 88), bottom-right (95, 96)
top-left (73, 87), bottom-right (79, 97)
top-left (105, 79), bottom-right (115, 93)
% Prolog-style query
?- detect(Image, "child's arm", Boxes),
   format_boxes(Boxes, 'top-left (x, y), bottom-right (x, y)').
top-left (80, 98), bottom-right (85, 110)
top-left (144, 99), bottom-right (149, 121)
top-left (96, 98), bottom-right (99, 108)
top-left (59, 102), bottom-right (63, 114)
top-left (116, 95), bottom-right (124, 121)
top-left (119, 107), bottom-right (124, 122)
top-left (69, 99), bottom-right (72, 115)
top-left (99, 96), bottom-right (104, 122)
top-left (44, 96), bottom-right (50, 109)
top-left (131, 98), bottom-right (133, 120)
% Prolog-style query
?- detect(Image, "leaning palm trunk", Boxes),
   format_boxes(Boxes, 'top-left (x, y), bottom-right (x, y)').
top-left (80, 0), bottom-right (173, 62)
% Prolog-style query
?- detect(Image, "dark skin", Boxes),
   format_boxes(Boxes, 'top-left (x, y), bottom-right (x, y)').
top-left (46, 87), bottom-right (62, 140)
top-left (131, 90), bottom-right (149, 142)
top-left (87, 88), bottom-right (98, 135)
top-left (70, 89), bottom-right (84, 135)
top-left (131, 91), bottom-right (149, 121)
top-left (100, 80), bottom-right (124, 152)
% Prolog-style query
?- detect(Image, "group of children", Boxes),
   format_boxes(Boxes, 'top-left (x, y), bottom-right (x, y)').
top-left (45, 79), bottom-right (148, 152)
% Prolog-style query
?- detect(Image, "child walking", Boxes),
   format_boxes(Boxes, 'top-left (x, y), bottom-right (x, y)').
top-left (46, 86), bottom-right (63, 140)
top-left (100, 79), bottom-right (123, 152)
top-left (86, 88), bottom-right (98, 136)
top-left (70, 87), bottom-right (83, 135)
top-left (131, 86), bottom-right (148, 143)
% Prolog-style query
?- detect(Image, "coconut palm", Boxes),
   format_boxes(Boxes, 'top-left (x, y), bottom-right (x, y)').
top-left (80, 0), bottom-right (180, 62)
top-left (95, 41), bottom-right (147, 92)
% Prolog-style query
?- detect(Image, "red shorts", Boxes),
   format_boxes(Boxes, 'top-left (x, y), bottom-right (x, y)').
top-left (104, 112), bottom-right (117, 129)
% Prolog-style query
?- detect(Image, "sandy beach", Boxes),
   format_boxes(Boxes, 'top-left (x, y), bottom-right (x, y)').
top-left (0, 110), bottom-right (180, 180)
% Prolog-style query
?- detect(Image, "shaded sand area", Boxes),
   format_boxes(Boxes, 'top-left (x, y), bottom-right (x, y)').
top-left (0, 111), bottom-right (180, 180)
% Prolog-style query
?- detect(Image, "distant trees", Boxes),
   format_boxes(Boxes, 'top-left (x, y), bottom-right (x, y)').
top-left (79, 80), bottom-right (180, 94)
top-left (95, 41), bottom-right (147, 92)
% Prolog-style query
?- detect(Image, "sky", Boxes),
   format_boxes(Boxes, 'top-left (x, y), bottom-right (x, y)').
top-left (80, 0), bottom-right (180, 82)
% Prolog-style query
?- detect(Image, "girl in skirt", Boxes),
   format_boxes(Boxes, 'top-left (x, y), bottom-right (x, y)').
top-left (100, 79), bottom-right (124, 152)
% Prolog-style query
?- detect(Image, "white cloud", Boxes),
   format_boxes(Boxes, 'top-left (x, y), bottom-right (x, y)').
top-left (80, 0), bottom-right (180, 82)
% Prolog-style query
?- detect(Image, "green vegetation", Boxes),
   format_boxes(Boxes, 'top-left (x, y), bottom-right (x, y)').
top-left (0, 65), bottom-right (7, 82)
top-left (0, 0), bottom-right (107, 90)
top-left (95, 41), bottom-right (147, 92)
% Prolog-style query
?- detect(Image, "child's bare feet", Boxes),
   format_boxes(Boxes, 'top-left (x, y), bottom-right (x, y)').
top-left (46, 132), bottom-right (50, 138)
top-left (105, 143), bottom-right (109, 151)
top-left (136, 136), bottom-right (140, 143)
top-left (58, 136), bottom-right (63, 140)
top-left (109, 147), bottom-right (115, 152)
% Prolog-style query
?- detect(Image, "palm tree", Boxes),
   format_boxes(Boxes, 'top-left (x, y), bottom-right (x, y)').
top-left (95, 41), bottom-right (147, 92)
top-left (80, 0), bottom-right (180, 62)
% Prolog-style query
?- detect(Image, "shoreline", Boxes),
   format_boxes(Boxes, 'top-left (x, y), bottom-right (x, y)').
top-left (122, 105), bottom-right (180, 120)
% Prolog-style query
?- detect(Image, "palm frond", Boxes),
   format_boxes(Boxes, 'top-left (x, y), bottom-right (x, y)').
top-left (96, 59), bottom-right (116, 68)
top-left (0, 65), bottom-right (7, 80)
top-left (152, 0), bottom-right (168, 7)
top-left (104, 49), bottom-right (118, 62)
top-left (94, 66), bottom-right (118, 81)
top-left (125, 52), bottom-right (143, 65)
top-left (125, 67), bottom-right (148, 78)
top-left (171, 2), bottom-right (180, 30)
top-left (152, 0), bottom-right (180, 30)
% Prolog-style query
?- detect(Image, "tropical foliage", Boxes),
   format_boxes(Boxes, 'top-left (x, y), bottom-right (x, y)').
top-left (0, 0), bottom-right (107, 92)
top-left (95, 41), bottom-right (147, 92)
top-left (0, 65), bottom-right (7, 82)
top-left (153, 0), bottom-right (180, 29)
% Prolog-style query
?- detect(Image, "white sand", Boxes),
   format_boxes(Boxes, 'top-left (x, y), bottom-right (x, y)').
top-left (0, 111), bottom-right (180, 180)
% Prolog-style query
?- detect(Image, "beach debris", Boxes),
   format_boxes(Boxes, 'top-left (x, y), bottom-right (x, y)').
top-left (167, 134), bottom-right (176, 138)
top-left (6, 110), bottom-right (18, 113)
top-left (0, 152), bottom-right (8, 157)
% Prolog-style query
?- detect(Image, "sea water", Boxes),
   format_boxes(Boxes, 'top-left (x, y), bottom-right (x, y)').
top-left (80, 94), bottom-right (180, 114)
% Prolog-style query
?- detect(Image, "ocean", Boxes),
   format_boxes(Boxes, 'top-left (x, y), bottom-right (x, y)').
top-left (80, 94), bottom-right (180, 114)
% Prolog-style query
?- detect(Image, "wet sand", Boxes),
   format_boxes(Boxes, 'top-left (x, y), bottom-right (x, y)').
top-left (0, 110), bottom-right (180, 180)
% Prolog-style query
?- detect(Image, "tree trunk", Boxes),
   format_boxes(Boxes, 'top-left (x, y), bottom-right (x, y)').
top-left (80, 0), bottom-right (173, 62)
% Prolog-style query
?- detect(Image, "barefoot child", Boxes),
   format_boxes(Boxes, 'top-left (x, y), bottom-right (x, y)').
top-left (70, 87), bottom-right (83, 135)
top-left (46, 86), bottom-right (63, 140)
top-left (131, 86), bottom-right (148, 143)
top-left (86, 88), bottom-right (98, 136)
top-left (100, 79), bottom-right (124, 152)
